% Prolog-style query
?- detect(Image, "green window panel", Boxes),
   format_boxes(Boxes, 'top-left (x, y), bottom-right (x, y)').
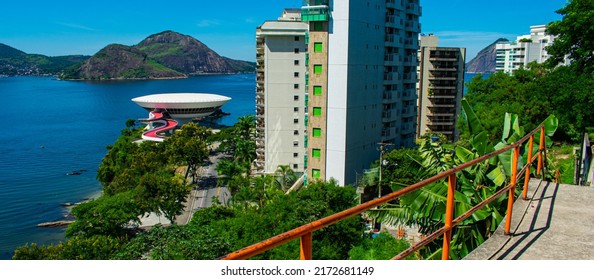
top-left (312, 149), bottom-right (321, 158)
top-left (313, 107), bottom-right (322, 117)
top-left (313, 64), bottom-right (322, 74)
top-left (314, 42), bottom-right (323, 53)
top-left (312, 169), bottom-right (321, 178)
top-left (313, 128), bottom-right (322, 137)
top-left (313, 21), bottom-right (324, 31)
top-left (313, 85), bottom-right (322, 96)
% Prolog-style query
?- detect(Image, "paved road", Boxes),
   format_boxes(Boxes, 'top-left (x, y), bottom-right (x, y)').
top-left (184, 149), bottom-right (230, 222)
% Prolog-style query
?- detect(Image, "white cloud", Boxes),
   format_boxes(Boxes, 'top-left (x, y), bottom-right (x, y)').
top-left (196, 20), bottom-right (221, 28)
top-left (56, 22), bottom-right (97, 31)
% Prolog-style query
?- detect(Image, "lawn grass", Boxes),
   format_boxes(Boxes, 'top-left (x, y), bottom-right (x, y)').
top-left (549, 143), bottom-right (577, 184)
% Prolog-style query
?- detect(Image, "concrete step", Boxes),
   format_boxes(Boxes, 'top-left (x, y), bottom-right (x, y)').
top-left (465, 179), bottom-right (594, 260)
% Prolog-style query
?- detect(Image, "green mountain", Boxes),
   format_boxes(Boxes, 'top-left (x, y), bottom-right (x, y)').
top-left (0, 43), bottom-right (89, 76)
top-left (62, 31), bottom-right (255, 80)
top-left (60, 44), bottom-right (186, 80)
top-left (136, 30), bottom-right (255, 74)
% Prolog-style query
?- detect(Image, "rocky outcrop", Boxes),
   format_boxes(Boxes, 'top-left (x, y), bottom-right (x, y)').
top-left (137, 31), bottom-right (254, 74)
top-left (63, 44), bottom-right (186, 80)
top-left (466, 38), bottom-right (509, 73)
top-left (37, 220), bottom-right (74, 228)
top-left (61, 31), bottom-right (255, 80)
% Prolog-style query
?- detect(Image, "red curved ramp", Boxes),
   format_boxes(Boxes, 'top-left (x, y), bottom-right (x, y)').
top-left (139, 111), bottom-right (178, 142)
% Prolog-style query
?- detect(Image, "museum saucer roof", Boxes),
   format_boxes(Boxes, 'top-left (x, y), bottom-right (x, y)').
top-left (132, 93), bottom-right (230, 105)
top-left (131, 93), bottom-right (231, 110)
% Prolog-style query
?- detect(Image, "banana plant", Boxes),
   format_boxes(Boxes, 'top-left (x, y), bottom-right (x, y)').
top-left (369, 99), bottom-right (558, 259)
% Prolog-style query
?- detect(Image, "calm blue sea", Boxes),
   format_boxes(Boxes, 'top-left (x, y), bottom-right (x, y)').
top-left (0, 74), bottom-right (255, 259)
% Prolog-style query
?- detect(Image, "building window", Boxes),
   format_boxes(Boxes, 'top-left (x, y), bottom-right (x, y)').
top-left (313, 22), bottom-right (323, 31)
top-left (294, 48), bottom-right (299, 54)
top-left (294, 130), bottom-right (299, 135)
top-left (294, 60), bottom-right (299, 65)
top-left (293, 153), bottom-right (298, 158)
top-left (314, 42), bottom-right (323, 53)
top-left (312, 149), bottom-right (321, 158)
top-left (313, 107), bottom-right (322, 117)
top-left (294, 95), bottom-right (299, 101)
top-left (294, 118), bottom-right (299, 124)
top-left (294, 107), bottom-right (299, 112)
top-left (313, 64), bottom-right (322, 74)
top-left (313, 128), bottom-right (322, 137)
top-left (294, 83), bottom-right (299, 89)
top-left (313, 85), bottom-right (322, 96)
top-left (294, 36), bottom-right (299, 41)
top-left (294, 72), bottom-right (299, 78)
top-left (293, 164), bottom-right (298, 169)
top-left (293, 141), bottom-right (299, 147)
top-left (312, 169), bottom-right (321, 178)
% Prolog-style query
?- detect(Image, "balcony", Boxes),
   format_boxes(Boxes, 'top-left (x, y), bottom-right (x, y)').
top-left (429, 83), bottom-right (456, 90)
top-left (382, 110), bottom-right (393, 122)
top-left (429, 56), bottom-right (459, 62)
top-left (403, 56), bottom-right (417, 66)
top-left (301, 5), bottom-right (329, 22)
top-left (406, 2), bottom-right (422, 16)
top-left (401, 108), bottom-right (416, 118)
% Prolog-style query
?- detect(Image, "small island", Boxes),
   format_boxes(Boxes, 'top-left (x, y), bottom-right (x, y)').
top-left (0, 31), bottom-right (255, 80)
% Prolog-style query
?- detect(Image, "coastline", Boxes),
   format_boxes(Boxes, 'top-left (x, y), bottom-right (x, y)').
top-left (0, 73), bottom-right (255, 260)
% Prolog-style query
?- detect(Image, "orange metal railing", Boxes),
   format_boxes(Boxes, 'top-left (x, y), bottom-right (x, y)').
top-left (219, 125), bottom-right (548, 260)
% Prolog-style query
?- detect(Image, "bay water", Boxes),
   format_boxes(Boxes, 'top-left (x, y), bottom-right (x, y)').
top-left (0, 74), bottom-right (255, 259)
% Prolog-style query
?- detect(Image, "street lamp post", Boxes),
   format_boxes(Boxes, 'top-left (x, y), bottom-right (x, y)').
top-left (377, 142), bottom-right (393, 199)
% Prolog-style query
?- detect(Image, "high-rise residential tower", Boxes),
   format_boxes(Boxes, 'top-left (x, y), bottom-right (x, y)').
top-left (416, 34), bottom-right (466, 141)
top-left (495, 25), bottom-right (568, 74)
top-left (254, 10), bottom-right (309, 175)
top-left (258, 0), bottom-right (421, 185)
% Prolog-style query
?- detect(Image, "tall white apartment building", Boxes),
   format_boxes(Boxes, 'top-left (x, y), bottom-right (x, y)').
top-left (255, 11), bottom-right (308, 174)
top-left (258, 0), bottom-right (421, 185)
top-left (496, 25), bottom-right (566, 73)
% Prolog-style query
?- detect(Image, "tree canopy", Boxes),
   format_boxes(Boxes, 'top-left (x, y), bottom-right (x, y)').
top-left (546, 0), bottom-right (594, 74)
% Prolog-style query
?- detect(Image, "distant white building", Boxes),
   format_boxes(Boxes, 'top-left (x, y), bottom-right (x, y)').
top-left (495, 25), bottom-right (568, 74)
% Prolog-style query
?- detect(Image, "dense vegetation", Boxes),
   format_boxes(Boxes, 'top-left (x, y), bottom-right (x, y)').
top-left (0, 43), bottom-right (89, 76)
top-left (14, 117), bottom-right (389, 260)
top-left (365, 0), bottom-right (592, 259)
top-left (464, 64), bottom-right (594, 142)
top-left (464, 0), bottom-right (594, 143)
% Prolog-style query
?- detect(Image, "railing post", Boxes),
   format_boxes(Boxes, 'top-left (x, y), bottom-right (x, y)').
top-left (537, 126), bottom-right (545, 177)
top-left (300, 232), bottom-right (312, 260)
top-left (505, 146), bottom-right (520, 235)
top-left (522, 135), bottom-right (534, 200)
top-left (442, 174), bottom-right (456, 260)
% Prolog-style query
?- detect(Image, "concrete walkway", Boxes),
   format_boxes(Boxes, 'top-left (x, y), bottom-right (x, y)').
top-left (465, 179), bottom-right (594, 260)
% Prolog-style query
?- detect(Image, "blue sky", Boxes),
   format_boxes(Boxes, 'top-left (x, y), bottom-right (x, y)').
top-left (0, 0), bottom-right (567, 61)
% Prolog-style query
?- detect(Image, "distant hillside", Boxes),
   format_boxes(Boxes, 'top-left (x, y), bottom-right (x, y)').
top-left (465, 38), bottom-right (509, 73)
top-left (61, 44), bottom-right (186, 80)
top-left (62, 31), bottom-right (255, 80)
top-left (137, 31), bottom-right (255, 74)
top-left (0, 43), bottom-right (89, 76)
